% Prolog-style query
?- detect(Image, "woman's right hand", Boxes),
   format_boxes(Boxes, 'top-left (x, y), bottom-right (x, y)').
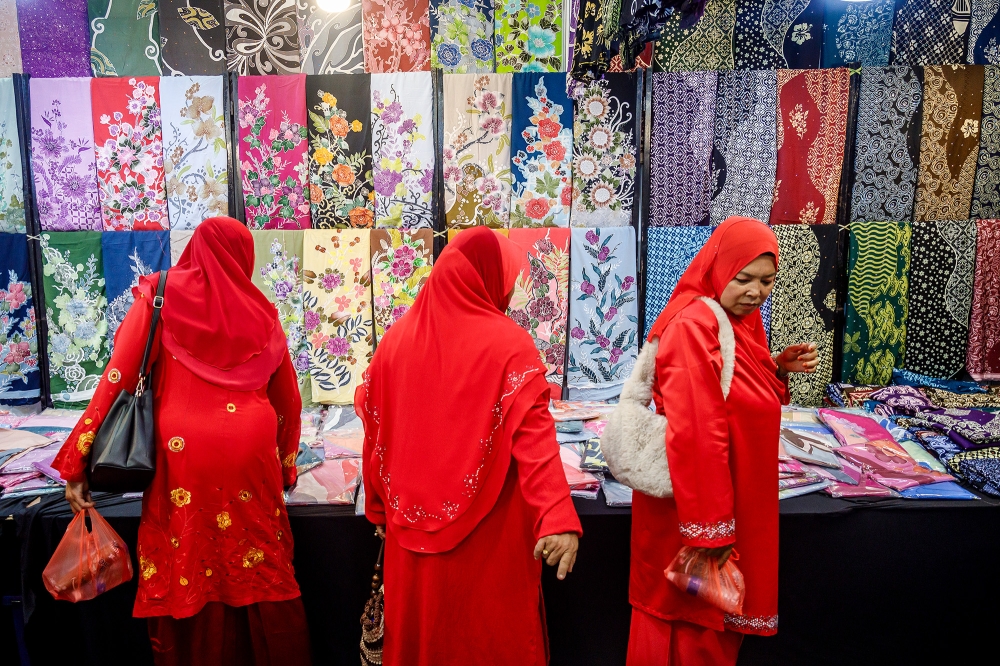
top-left (66, 479), bottom-right (94, 513)
top-left (534, 533), bottom-right (579, 580)
top-left (697, 544), bottom-right (735, 566)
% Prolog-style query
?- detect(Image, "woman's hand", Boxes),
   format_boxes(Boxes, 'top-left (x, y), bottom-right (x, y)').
top-left (698, 545), bottom-right (735, 566)
top-left (65, 479), bottom-right (94, 513)
top-left (375, 525), bottom-right (386, 540)
top-left (775, 343), bottom-right (818, 377)
top-left (534, 533), bottom-right (579, 580)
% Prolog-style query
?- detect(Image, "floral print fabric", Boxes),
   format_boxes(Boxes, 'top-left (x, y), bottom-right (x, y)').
top-left (101, 230), bottom-right (170, 350)
top-left (159, 0), bottom-right (227, 75)
top-left (733, 0), bottom-right (823, 70)
top-left (362, 0), bottom-right (431, 72)
top-left (307, 74), bottom-right (374, 228)
top-left (0, 79), bottom-right (23, 234)
top-left (298, 0), bottom-right (365, 74)
top-left (822, 0), bottom-right (894, 68)
top-left (29, 78), bottom-right (102, 232)
top-left (302, 229), bottom-right (373, 404)
top-left (966, 219), bottom-right (1000, 380)
top-left (571, 73), bottom-right (637, 227)
top-left (972, 66), bottom-right (1000, 218)
top-left (495, 0), bottom-right (562, 73)
top-left (225, 0), bottom-right (301, 74)
top-left (891, 0), bottom-right (968, 66)
top-left (88, 0), bottom-right (162, 76)
top-left (0, 0), bottom-right (21, 76)
top-left (238, 74), bottom-right (310, 230)
top-left (651, 0), bottom-right (735, 72)
top-left (969, 0), bottom-right (1000, 64)
top-left (91, 77), bottom-right (168, 231)
top-left (15, 0), bottom-right (91, 77)
top-left (568, 227), bottom-right (638, 400)
top-left (644, 226), bottom-right (712, 337)
top-left (370, 228), bottom-right (432, 341)
top-left (431, 0), bottom-right (495, 72)
top-left (443, 74), bottom-right (512, 229)
top-left (161, 76), bottom-right (229, 230)
top-left (0, 233), bottom-right (39, 404)
top-left (510, 72), bottom-right (573, 228)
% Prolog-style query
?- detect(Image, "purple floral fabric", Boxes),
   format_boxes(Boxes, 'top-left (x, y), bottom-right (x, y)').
top-left (15, 0), bottom-right (91, 77)
top-left (870, 385), bottom-right (936, 415)
top-left (909, 408), bottom-right (1000, 449)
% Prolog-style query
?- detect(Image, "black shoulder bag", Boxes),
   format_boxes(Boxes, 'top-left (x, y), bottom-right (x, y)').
top-left (89, 271), bottom-right (167, 493)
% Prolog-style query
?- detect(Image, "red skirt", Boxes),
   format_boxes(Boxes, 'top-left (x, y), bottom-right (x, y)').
top-left (147, 598), bottom-right (312, 666)
top-left (626, 608), bottom-right (743, 666)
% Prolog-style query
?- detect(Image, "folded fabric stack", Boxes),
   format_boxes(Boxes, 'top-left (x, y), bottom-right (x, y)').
top-left (550, 400), bottom-right (616, 503)
top-left (0, 409), bottom-right (82, 498)
top-left (286, 405), bottom-right (362, 506)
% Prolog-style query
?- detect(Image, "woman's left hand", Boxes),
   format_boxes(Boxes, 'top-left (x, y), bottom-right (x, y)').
top-left (776, 343), bottom-right (819, 376)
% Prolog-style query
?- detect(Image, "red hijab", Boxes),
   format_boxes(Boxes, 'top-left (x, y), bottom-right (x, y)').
top-left (135, 216), bottom-right (286, 390)
top-left (356, 227), bottom-right (549, 553)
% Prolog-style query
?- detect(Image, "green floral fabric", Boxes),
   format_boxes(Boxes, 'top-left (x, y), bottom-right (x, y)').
top-left (495, 0), bottom-right (562, 72)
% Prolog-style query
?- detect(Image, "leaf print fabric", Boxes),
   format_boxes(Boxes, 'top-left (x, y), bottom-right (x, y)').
top-left (649, 71), bottom-right (716, 227)
top-left (443, 74), bottom-right (512, 229)
top-left (967, 219), bottom-right (1000, 380)
top-left (891, 0), bottom-right (968, 66)
top-left (969, 0), bottom-right (1000, 64)
top-left (972, 65), bottom-right (1000, 218)
top-left (572, 0), bottom-right (611, 77)
top-left (91, 77), bottom-right (169, 231)
top-left (651, 0), bottom-right (735, 73)
top-left (225, 0), bottom-right (301, 75)
top-left (101, 230), bottom-right (170, 350)
top-left (40, 231), bottom-right (109, 407)
top-left (567, 227), bottom-right (638, 400)
top-left (370, 228), bottom-right (432, 341)
top-left (371, 73), bottom-right (435, 228)
top-left (643, 226), bottom-right (712, 338)
top-left (842, 220), bottom-right (910, 386)
top-left (507, 227), bottom-right (569, 386)
top-left (915, 65), bottom-right (984, 223)
top-left (510, 72), bottom-right (573, 228)
top-left (0, 79), bottom-right (23, 234)
top-left (0, 0), bottom-right (21, 76)
top-left (571, 73), bottom-right (637, 228)
top-left (771, 69), bottom-right (850, 226)
top-left (307, 74), bottom-right (374, 228)
top-left (298, 0), bottom-right (365, 74)
top-left (733, 0), bottom-right (823, 70)
top-left (302, 229), bottom-right (373, 404)
top-left (238, 74), bottom-right (310, 230)
top-left (161, 76), bottom-right (229, 230)
top-left (822, 0), bottom-right (894, 68)
top-left (431, 0), bottom-right (495, 73)
top-left (88, 0), bottom-right (162, 76)
top-left (362, 0), bottom-right (431, 72)
top-left (904, 220), bottom-right (976, 378)
top-left (0, 233), bottom-right (39, 404)
top-left (159, 0), bottom-right (227, 75)
top-left (495, 0), bottom-right (562, 73)
top-left (15, 0), bottom-right (91, 77)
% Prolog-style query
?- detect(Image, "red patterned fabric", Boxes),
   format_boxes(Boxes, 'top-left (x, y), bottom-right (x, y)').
top-left (967, 219), bottom-right (1000, 380)
top-left (361, 0), bottom-right (431, 72)
top-left (770, 69), bottom-right (850, 225)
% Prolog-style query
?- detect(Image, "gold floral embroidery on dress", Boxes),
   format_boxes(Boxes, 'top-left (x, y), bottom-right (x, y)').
top-left (170, 488), bottom-right (192, 507)
top-left (179, 576), bottom-right (189, 586)
top-left (217, 512), bottom-right (231, 530)
top-left (139, 555), bottom-right (157, 580)
top-left (239, 490), bottom-right (252, 502)
top-left (84, 418), bottom-right (92, 425)
top-left (226, 403), bottom-right (236, 413)
top-left (243, 548), bottom-right (265, 568)
top-left (168, 436), bottom-right (185, 452)
top-left (282, 452), bottom-right (296, 468)
top-left (108, 369), bottom-right (121, 383)
top-left (76, 431), bottom-right (95, 455)
top-left (170, 537), bottom-right (180, 549)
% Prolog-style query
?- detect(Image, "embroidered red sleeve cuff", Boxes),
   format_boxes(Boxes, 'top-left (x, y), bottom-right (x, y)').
top-left (678, 518), bottom-right (736, 548)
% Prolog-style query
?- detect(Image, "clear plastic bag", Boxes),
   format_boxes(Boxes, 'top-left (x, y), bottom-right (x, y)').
top-left (42, 508), bottom-right (133, 602)
top-left (665, 546), bottom-right (745, 615)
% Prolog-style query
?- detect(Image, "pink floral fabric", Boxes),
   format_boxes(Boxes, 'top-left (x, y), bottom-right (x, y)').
top-left (362, 0), bottom-right (431, 72)
top-left (967, 219), bottom-right (1000, 380)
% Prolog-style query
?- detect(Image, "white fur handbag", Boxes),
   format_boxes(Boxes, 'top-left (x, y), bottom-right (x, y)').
top-left (601, 297), bottom-right (735, 498)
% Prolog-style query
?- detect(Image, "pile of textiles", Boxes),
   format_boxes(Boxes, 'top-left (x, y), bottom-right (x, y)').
top-left (0, 409), bottom-right (83, 498)
top-left (285, 406), bottom-right (362, 506)
top-left (550, 400), bottom-right (618, 504)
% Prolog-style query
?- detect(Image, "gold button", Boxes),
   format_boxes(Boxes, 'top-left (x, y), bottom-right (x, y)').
top-left (275, 508), bottom-right (280, 517)
top-left (239, 490), bottom-right (252, 502)
top-left (170, 537), bottom-right (180, 549)
top-left (108, 369), bottom-right (121, 383)
top-left (205, 568), bottom-right (213, 577)
top-left (227, 403), bottom-right (236, 413)
top-left (84, 418), bottom-right (93, 425)
top-left (179, 576), bottom-right (188, 586)
top-left (168, 437), bottom-right (185, 452)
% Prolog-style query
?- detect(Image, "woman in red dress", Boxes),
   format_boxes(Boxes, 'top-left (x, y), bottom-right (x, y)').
top-left (628, 217), bottom-right (818, 665)
top-left (355, 227), bottom-right (582, 665)
top-left (53, 217), bottom-right (311, 666)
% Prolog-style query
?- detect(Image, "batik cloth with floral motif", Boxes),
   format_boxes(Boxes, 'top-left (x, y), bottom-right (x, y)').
top-left (567, 227), bottom-right (638, 400)
top-left (302, 229), bottom-right (373, 404)
top-left (297, 0), bottom-right (365, 74)
top-left (733, 0), bottom-right (823, 69)
top-left (967, 219), bottom-right (1000, 380)
top-left (0, 78), bottom-right (24, 233)
top-left (224, 0), bottom-right (301, 74)
top-left (101, 230), bottom-right (171, 351)
top-left (91, 77), bottom-right (169, 231)
top-left (361, 0), bottom-right (431, 72)
top-left (822, 0), bottom-right (894, 68)
top-left (88, 0), bottom-right (162, 76)
top-left (430, 0), bottom-right (494, 73)
top-left (40, 231), bottom-right (109, 407)
top-left (0, 233), bottom-right (40, 404)
top-left (495, 0), bottom-right (561, 73)
top-left (15, 0), bottom-right (91, 77)
top-left (971, 66), bottom-right (1000, 218)
top-left (159, 0), bottom-right (226, 75)
top-left (644, 226), bottom-right (713, 338)
top-left (969, 0), bottom-right (1000, 64)
top-left (238, 75), bottom-right (310, 230)
top-left (651, 0), bottom-right (735, 72)
top-left (370, 228), bottom-right (432, 342)
top-left (890, 0), bottom-right (968, 66)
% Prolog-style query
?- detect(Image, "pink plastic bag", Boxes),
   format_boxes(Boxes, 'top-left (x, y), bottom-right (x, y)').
top-left (42, 508), bottom-right (133, 602)
top-left (665, 546), bottom-right (745, 615)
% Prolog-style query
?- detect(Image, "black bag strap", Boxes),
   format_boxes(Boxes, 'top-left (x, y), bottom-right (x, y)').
top-left (136, 271), bottom-right (167, 396)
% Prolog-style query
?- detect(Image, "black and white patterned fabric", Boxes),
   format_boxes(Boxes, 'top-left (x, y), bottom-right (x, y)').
top-left (733, 0), bottom-right (823, 69)
top-left (972, 65), bottom-right (1000, 218)
top-left (890, 0), bottom-right (969, 66)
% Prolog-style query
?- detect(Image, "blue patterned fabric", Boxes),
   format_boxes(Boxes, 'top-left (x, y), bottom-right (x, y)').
top-left (101, 231), bottom-right (171, 350)
top-left (969, 0), bottom-right (1000, 64)
top-left (906, 423), bottom-right (1000, 497)
top-left (643, 226), bottom-right (713, 338)
top-left (822, 0), bottom-right (894, 68)
top-left (0, 233), bottom-right (40, 404)
top-left (760, 294), bottom-right (771, 341)
top-left (891, 368), bottom-right (988, 394)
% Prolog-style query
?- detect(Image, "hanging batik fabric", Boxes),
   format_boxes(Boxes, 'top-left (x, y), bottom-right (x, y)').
top-left (29, 78), bottom-right (102, 231)
top-left (968, 0), bottom-right (1000, 63)
top-left (15, 0), bottom-right (91, 77)
top-left (572, 0), bottom-right (612, 76)
top-left (915, 65), bottom-right (984, 223)
top-left (101, 230), bottom-right (170, 350)
top-left (302, 229), bottom-right (373, 404)
top-left (370, 228), bottom-right (433, 341)
top-left (904, 220), bottom-right (976, 378)
top-left (850, 66), bottom-right (923, 223)
top-left (608, 1), bottom-right (655, 72)
top-left (510, 72), bottom-right (573, 228)
top-left (0, 233), bottom-right (39, 404)
top-left (160, 76), bottom-right (229, 230)
top-left (371, 73), bottom-right (435, 228)
top-left (710, 69), bottom-right (777, 225)
top-left (972, 66), bottom-right (1000, 218)
top-left (298, 0), bottom-right (365, 74)
top-left (0, 0), bottom-right (21, 76)
top-left (307, 74), bottom-right (374, 229)
top-left (648, 71), bottom-right (716, 227)
top-left (733, 0), bottom-right (823, 69)
top-left (651, 0), bottom-right (735, 72)
top-left (890, 0), bottom-right (968, 66)
top-left (361, 0), bottom-right (431, 72)
top-left (159, 0), bottom-right (227, 75)
top-left (571, 73), bottom-right (637, 227)
top-left (170, 229), bottom-right (193, 264)
top-left (88, 0), bottom-right (162, 76)
top-left (91, 77), bottom-right (168, 231)
top-left (40, 231), bottom-right (108, 407)
top-left (443, 74), bottom-right (512, 229)
top-left (224, 0), bottom-right (301, 74)
top-left (0, 79), bottom-right (23, 233)
top-left (644, 226), bottom-right (713, 337)
top-left (769, 225), bottom-right (839, 406)
top-left (507, 227), bottom-right (570, 387)
top-left (238, 74), bottom-right (310, 230)
top-left (966, 219), bottom-right (1000, 380)
top-left (430, 0), bottom-right (494, 72)
top-left (822, 0), bottom-right (894, 68)
top-left (842, 220), bottom-right (910, 385)
top-left (495, 0), bottom-right (562, 73)
top-left (567, 227), bottom-right (638, 400)
top-left (771, 69), bottom-right (850, 226)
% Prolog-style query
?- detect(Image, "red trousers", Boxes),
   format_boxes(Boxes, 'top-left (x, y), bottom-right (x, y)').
top-left (626, 608), bottom-right (743, 666)
top-left (147, 598), bottom-right (312, 666)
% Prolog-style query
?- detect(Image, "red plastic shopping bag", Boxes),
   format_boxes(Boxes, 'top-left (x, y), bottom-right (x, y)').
top-left (42, 508), bottom-right (133, 602)
top-left (665, 546), bottom-right (745, 615)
